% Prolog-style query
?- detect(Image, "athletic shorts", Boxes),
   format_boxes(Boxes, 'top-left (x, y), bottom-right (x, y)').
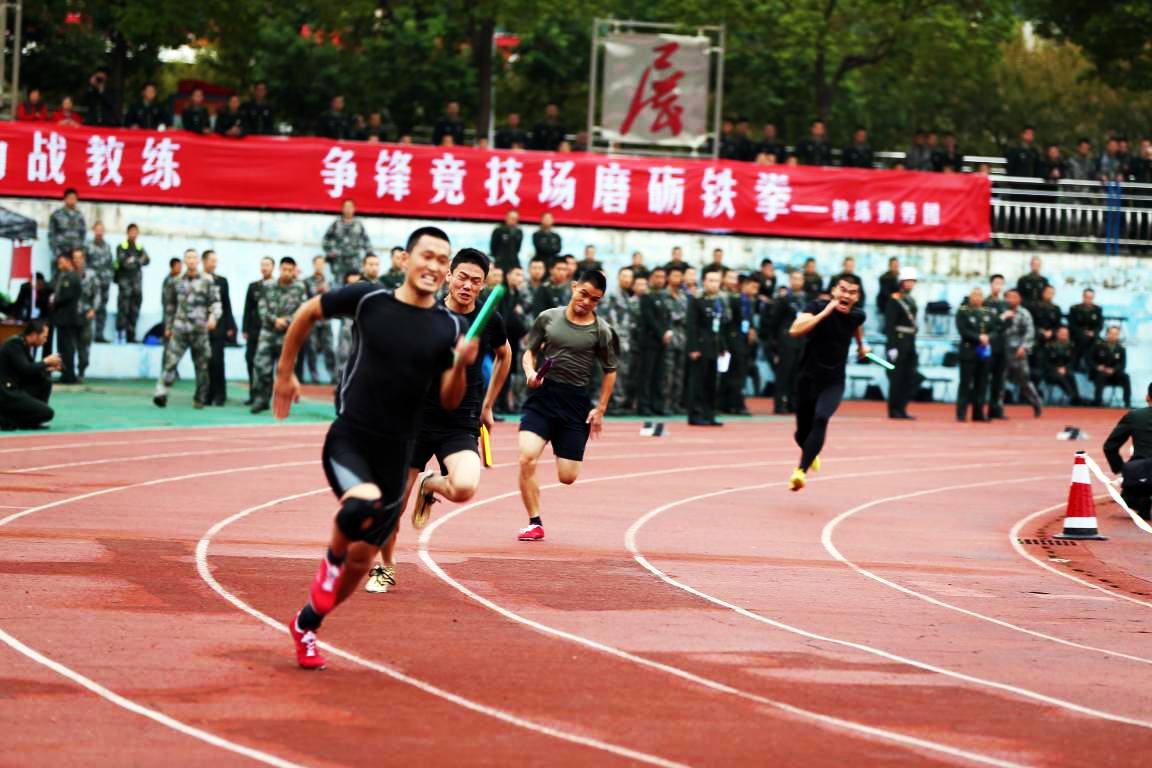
top-left (321, 417), bottom-right (412, 547)
top-left (519, 379), bottom-right (592, 462)
top-left (410, 428), bottom-right (479, 473)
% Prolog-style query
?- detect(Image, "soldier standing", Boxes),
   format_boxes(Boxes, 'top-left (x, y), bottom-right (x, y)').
top-left (955, 288), bottom-right (995, 422)
top-left (876, 257), bottom-right (900, 315)
top-left (86, 221), bottom-right (115, 342)
top-left (636, 266), bottom-right (670, 416)
top-left (114, 223), bottom-right (150, 343)
top-left (1068, 288), bottom-right (1103, 372)
top-left (884, 268), bottom-right (919, 420)
top-left (160, 257), bottom-right (183, 363)
top-left (604, 268), bottom-right (635, 413)
top-left (620, 274), bottom-right (648, 412)
top-left (490, 210), bottom-right (524, 271)
top-left (1091, 326), bottom-right (1131, 408)
top-left (529, 258), bottom-right (572, 317)
top-left (50, 253), bottom-right (83, 384)
top-left (1043, 327), bottom-right (1082, 405)
top-left (1030, 284), bottom-right (1062, 382)
top-left (153, 249), bottom-right (221, 409)
top-left (73, 249), bottom-right (99, 382)
top-left (322, 200), bottom-right (372, 285)
top-left (531, 213), bottom-right (562, 263)
top-left (250, 257), bottom-right (307, 413)
top-left (720, 274), bottom-right (760, 415)
top-left (202, 251), bottom-right (237, 405)
top-left (303, 255), bottom-right (338, 384)
top-left (801, 258), bottom-right (824, 297)
top-left (1016, 257), bottom-right (1049, 314)
top-left (662, 266), bottom-right (690, 415)
top-left (686, 270), bottom-right (730, 426)
top-left (767, 271), bottom-right (808, 414)
top-left (985, 274), bottom-right (1009, 419)
top-left (380, 247), bottom-right (406, 289)
top-left (999, 289), bottom-right (1043, 417)
top-left (242, 257), bottom-right (275, 404)
top-left (48, 189), bottom-right (86, 264)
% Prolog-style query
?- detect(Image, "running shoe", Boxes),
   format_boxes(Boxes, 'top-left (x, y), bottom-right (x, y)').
top-left (789, 467), bottom-right (807, 492)
top-left (289, 613), bottom-right (326, 670)
top-left (365, 564), bottom-right (397, 594)
top-left (518, 524), bottom-right (545, 541)
top-left (411, 470), bottom-right (439, 530)
top-left (309, 557), bottom-right (343, 615)
top-left (810, 455), bottom-right (821, 474)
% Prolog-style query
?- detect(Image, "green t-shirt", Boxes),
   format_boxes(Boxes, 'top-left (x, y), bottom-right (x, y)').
top-left (525, 307), bottom-right (618, 387)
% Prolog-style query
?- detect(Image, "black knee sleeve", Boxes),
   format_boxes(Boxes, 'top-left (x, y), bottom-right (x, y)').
top-left (335, 497), bottom-right (384, 541)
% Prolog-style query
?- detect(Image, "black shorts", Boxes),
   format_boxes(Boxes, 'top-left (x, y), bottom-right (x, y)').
top-left (410, 428), bottom-right (479, 473)
top-left (519, 379), bottom-right (592, 461)
top-left (320, 418), bottom-right (412, 547)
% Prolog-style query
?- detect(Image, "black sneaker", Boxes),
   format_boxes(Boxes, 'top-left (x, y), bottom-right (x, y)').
top-left (250, 402), bottom-right (269, 414)
top-left (153, 395), bottom-right (168, 408)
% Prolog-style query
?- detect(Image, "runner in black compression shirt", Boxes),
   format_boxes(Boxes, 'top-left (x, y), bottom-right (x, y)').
top-left (786, 275), bottom-right (869, 492)
top-left (270, 226), bottom-right (479, 670)
top-left (365, 248), bottom-right (512, 594)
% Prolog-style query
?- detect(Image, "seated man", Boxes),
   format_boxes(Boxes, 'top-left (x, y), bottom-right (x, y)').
top-left (1103, 382), bottom-right (1152, 521)
top-left (1091, 326), bottom-right (1131, 408)
top-left (1042, 326), bottom-right (1081, 405)
top-left (0, 321), bottom-right (60, 430)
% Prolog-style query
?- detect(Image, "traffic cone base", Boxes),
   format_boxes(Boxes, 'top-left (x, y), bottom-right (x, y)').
top-left (1054, 451), bottom-right (1107, 540)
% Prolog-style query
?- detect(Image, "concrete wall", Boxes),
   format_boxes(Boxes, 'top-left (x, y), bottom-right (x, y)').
top-left (3, 196), bottom-right (1149, 394)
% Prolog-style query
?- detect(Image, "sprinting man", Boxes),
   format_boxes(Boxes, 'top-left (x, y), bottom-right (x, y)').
top-left (516, 270), bottom-right (618, 541)
top-left (786, 275), bottom-right (868, 491)
top-left (272, 226), bottom-right (478, 669)
top-left (365, 248), bottom-right (512, 594)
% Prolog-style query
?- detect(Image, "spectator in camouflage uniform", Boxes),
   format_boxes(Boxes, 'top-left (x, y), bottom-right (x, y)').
top-left (380, 246), bottom-right (406, 289)
top-left (160, 257), bottom-right (183, 361)
top-left (332, 270), bottom-right (362, 393)
top-left (86, 221), bottom-right (115, 342)
top-left (73, 249), bottom-right (99, 381)
top-left (250, 257), bottom-right (307, 413)
top-left (303, 255), bottom-right (337, 384)
top-left (48, 189), bottom-right (86, 265)
top-left (361, 252), bottom-right (382, 283)
top-left (604, 267), bottom-right (636, 412)
top-left (322, 200), bottom-right (372, 284)
top-left (662, 265), bottom-right (690, 415)
top-left (153, 250), bottom-right (221, 408)
top-left (114, 224), bottom-right (150, 342)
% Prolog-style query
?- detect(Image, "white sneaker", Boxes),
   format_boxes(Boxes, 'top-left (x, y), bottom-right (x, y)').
top-left (364, 564), bottom-right (397, 594)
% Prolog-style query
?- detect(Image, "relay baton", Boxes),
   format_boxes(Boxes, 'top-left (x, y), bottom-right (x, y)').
top-left (864, 351), bottom-right (896, 371)
top-left (533, 356), bottom-right (556, 386)
top-left (480, 424), bottom-right (493, 468)
top-left (464, 284), bottom-right (505, 343)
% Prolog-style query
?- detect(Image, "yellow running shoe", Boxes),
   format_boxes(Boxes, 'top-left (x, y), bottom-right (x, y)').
top-left (789, 467), bottom-right (807, 491)
top-left (811, 455), bottom-right (821, 474)
top-left (364, 564), bottom-right (397, 594)
top-left (411, 470), bottom-right (439, 529)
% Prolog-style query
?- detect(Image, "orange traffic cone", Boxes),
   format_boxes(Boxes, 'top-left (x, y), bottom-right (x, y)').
top-left (1054, 451), bottom-right (1107, 540)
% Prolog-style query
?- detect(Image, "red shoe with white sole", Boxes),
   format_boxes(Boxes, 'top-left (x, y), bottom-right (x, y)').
top-left (309, 557), bottom-right (343, 615)
top-left (289, 614), bottom-right (326, 670)
top-left (517, 523), bottom-right (545, 541)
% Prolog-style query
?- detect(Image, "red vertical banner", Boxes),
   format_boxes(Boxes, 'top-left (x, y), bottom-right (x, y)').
top-left (10, 241), bottom-right (32, 280)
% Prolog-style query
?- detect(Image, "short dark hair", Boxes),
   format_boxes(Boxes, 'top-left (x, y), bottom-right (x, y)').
top-left (127, 223), bottom-right (139, 232)
top-left (834, 274), bottom-right (862, 288)
top-left (760, 258), bottom-right (773, 267)
top-left (1084, 287), bottom-right (1095, 294)
top-left (260, 256), bottom-right (275, 265)
top-left (649, 266), bottom-right (667, 275)
top-left (23, 319), bottom-right (47, 336)
top-left (574, 269), bottom-right (607, 293)
top-left (990, 273), bottom-right (1004, 282)
top-left (451, 248), bottom-right (490, 276)
top-left (202, 249), bottom-right (215, 260)
top-left (701, 264), bottom-right (724, 276)
top-left (390, 246), bottom-right (404, 255)
top-left (280, 256), bottom-right (296, 267)
top-left (1005, 288), bottom-right (1020, 297)
top-left (665, 264), bottom-right (685, 275)
top-left (406, 226), bottom-right (450, 253)
top-left (344, 269), bottom-right (361, 282)
top-left (1077, 137), bottom-right (1091, 145)
top-left (740, 273), bottom-right (759, 284)
top-left (56, 251), bottom-right (74, 262)
top-left (617, 266), bottom-right (634, 275)
top-left (169, 257), bottom-right (181, 267)
top-left (63, 187), bottom-right (78, 198)
top-left (362, 252), bottom-right (379, 263)
top-left (530, 255), bottom-right (547, 265)
top-left (804, 257), bottom-right (815, 265)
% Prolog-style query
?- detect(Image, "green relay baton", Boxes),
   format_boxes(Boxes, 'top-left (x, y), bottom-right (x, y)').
top-left (863, 350), bottom-right (896, 371)
top-left (464, 284), bottom-right (505, 342)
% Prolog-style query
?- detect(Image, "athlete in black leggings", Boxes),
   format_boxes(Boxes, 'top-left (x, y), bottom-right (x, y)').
top-left (786, 276), bottom-right (868, 491)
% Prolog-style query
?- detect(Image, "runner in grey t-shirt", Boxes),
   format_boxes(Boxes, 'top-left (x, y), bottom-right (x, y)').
top-left (516, 270), bottom-right (618, 542)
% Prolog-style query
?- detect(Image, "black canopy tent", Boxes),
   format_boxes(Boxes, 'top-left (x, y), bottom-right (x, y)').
top-left (0, 205), bottom-right (37, 242)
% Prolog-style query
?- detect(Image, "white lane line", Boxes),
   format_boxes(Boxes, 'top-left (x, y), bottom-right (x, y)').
top-left (197, 490), bottom-right (688, 768)
top-left (0, 426), bottom-right (325, 453)
top-left (823, 479), bottom-right (1152, 664)
top-left (1010, 506), bottom-right (1152, 609)
top-left (419, 455), bottom-right (1029, 767)
top-left (0, 461), bottom-right (321, 767)
top-left (6, 443), bottom-right (317, 475)
top-left (626, 466), bottom-right (1152, 732)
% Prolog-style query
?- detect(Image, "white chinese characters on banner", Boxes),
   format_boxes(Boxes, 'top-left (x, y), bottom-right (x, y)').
top-left (853, 200), bottom-right (871, 223)
top-left (901, 201), bottom-right (917, 225)
top-left (539, 160), bottom-right (576, 210)
top-left (27, 131), bottom-right (67, 184)
top-left (0, 141), bottom-right (7, 181)
top-left (923, 202), bottom-right (941, 226)
top-left (593, 162), bottom-right (631, 214)
top-left (485, 156), bottom-right (523, 207)
top-left (700, 167), bottom-right (736, 219)
top-left (430, 153), bottom-right (467, 205)
top-left (321, 147), bottom-right (357, 198)
top-left (755, 173), bottom-right (791, 222)
top-left (375, 149), bottom-right (412, 201)
top-left (647, 166), bottom-right (685, 215)
top-left (877, 201), bottom-right (896, 224)
top-left (141, 137), bottom-right (182, 190)
top-left (832, 199), bottom-right (850, 222)
top-left (86, 136), bottom-right (125, 187)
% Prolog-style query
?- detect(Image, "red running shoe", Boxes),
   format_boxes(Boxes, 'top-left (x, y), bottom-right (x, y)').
top-left (518, 523), bottom-right (545, 541)
top-left (309, 557), bottom-right (343, 615)
top-left (289, 613), bottom-right (326, 670)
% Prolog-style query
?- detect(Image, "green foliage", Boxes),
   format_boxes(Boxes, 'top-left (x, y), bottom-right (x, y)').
top-left (1024, 0), bottom-right (1152, 88)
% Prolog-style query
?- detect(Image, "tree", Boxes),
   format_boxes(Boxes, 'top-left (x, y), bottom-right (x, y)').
top-left (1025, 0), bottom-right (1152, 88)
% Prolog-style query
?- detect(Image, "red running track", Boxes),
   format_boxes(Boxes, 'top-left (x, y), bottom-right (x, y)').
top-left (2, 403), bottom-right (1150, 766)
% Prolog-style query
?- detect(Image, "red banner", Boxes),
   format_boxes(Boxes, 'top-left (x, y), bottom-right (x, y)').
top-left (0, 123), bottom-right (989, 242)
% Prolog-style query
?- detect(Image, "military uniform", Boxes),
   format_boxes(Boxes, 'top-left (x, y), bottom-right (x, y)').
top-left (1015, 273), bottom-right (1049, 312)
top-left (380, 268), bottom-right (405, 290)
top-left (1001, 304), bottom-right (1043, 415)
top-left (637, 289), bottom-right (670, 415)
top-left (1103, 406), bottom-right (1152, 520)
top-left (955, 305), bottom-right (996, 421)
top-left (767, 289), bottom-right (807, 414)
top-left (114, 240), bottom-right (150, 342)
top-left (303, 273), bottom-right (337, 383)
top-left (48, 206), bottom-right (86, 261)
top-left (1043, 339), bottom-right (1081, 405)
top-left (662, 289), bottom-right (690, 414)
top-left (884, 292), bottom-right (918, 418)
top-left (77, 268), bottom-right (99, 379)
top-left (984, 294), bottom-right (1008, 417)
top-left (530, 282), bottom-right (571, 319)
top-left (51, 269), bottom-right (83, 383)
top-left (322, 218), bottom-right (371, 284)
top-left (1068, 302), bottom-right (1103, 371)
top-left (531, 229), bottom-right (562, 263)
top-left (802, 272), bottom-right (824, 296)
top-left (720, 292), bottom-right (758, 414)
top-left (154, 273), bottom-right (221, 406)
top-left (1029, 300), bottom-right (1062, 381)
top-left (160, 272), bottom-right (181, 364)
top-left (86, 237), bottom-right (115, 341)
top-left (251, 280), bottom-right (308, 409)
top-left (685, 292), bottom-right (730, 425)
top-left (604, 290), bottom-right (637, 412)
top-left (0, 336), bottom-right (54, 430)
top-left (490, 224), bottom-right (524, 271)
top-left (242, 279), bottom-right (264, 399)
top-left (1090, 340), bottom-right (1131, 407)
top-left (876, 270), bottom-right (899, 314)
